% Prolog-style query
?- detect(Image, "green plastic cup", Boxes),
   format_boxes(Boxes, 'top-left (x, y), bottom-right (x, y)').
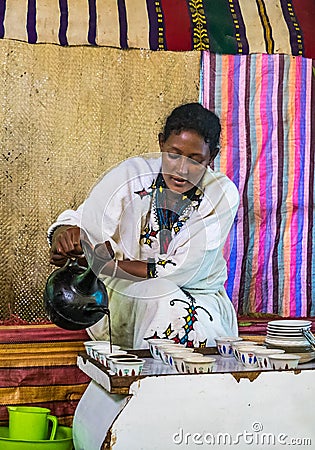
top-left (7, 406), bottom-right (58, 441)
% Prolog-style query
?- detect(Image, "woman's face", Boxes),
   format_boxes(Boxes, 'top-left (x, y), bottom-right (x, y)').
top-left (159, 130), bottom-right (211, 193)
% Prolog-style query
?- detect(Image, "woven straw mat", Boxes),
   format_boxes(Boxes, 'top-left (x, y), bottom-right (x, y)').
top-left (0, 39), bottom-right (200, 323)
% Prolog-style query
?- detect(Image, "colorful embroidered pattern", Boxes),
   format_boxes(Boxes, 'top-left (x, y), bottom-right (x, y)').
top-left (134, 187), bottom-right (153, 199)
top-left (140, 225), bottom-right (159, 247)
top-left (157, 258), bottom-right (176, 268)
top-left (154, 0), bottom-right (165, 50)
top-left (188, 0), bottom-right (209, 50)
top-left (144, 290), bottom-right (212, 348)
top-left (153, 173), bottom-right (203, 252)
top-left (164, 323), bottom-right (174, 338)
top-left (172, 217), bottom-right (189, 234)
top-left (147, 258), bottom-right (158, 279)
top-left (136, 173), bottom-right (203, 252)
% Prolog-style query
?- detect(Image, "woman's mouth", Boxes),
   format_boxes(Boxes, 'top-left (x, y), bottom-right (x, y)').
top-left (171, 176), bottom-right (187, 185)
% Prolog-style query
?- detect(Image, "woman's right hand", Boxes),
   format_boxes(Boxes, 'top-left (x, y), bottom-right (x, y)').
top-left (49, 225), bottom-right (84, 266)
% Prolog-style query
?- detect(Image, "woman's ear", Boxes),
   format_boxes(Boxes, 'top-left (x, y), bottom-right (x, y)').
top-left (158, 133), bottom-right (165, 151)
top-left (207, 148), bottom-right (219, 168)
top-left (211, 147), bottom-right (220, 163)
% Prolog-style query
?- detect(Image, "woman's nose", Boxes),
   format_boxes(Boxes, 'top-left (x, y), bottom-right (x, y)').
top-left (177, 156), bottom-right (189, 175)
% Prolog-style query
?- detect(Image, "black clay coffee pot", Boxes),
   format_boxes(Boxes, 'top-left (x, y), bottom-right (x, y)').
top-left (44, 241), bottom-right (109, 330)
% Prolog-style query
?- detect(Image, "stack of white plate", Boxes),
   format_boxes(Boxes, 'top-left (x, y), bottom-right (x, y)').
top-left (265, 319), bottom-right (314, 363)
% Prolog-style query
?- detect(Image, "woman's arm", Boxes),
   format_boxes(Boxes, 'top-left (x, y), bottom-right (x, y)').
top-left (50, 225), bottom-right (148, 280)
top-left (100, 258), bottom-right (147, 281)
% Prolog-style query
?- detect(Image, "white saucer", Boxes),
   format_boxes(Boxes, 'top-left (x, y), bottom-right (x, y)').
top-left (265, 337), bottom-right (311, 347)
top-left (267, 319), bottom-right (312, 328)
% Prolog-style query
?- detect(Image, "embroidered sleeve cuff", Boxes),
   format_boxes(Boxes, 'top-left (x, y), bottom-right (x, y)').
top-left (147, 258), bottom-right (157, 278)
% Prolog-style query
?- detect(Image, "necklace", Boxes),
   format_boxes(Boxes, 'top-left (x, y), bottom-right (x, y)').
top-left (154, 173), bottom-right (200, 253)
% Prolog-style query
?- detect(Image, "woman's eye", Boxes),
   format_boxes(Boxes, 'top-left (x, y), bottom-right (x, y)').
top-left (167, 152), bottom-right (180, 159)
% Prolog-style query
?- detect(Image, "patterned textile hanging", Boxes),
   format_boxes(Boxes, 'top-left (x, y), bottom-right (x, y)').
top-left (200, 51), bottom-right (314, 317)
top-left (0, 0), bottom-right (314, 58)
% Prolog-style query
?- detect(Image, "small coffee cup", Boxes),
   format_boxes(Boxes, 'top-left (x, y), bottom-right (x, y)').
top-left (106, 353), bottom-right (138, 371)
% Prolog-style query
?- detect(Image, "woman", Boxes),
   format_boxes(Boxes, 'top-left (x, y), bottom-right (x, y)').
top-left (48, 103), bottom-right (239, 349)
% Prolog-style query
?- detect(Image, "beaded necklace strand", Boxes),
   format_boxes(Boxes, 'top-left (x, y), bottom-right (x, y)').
top-left (155, 173), bottom-right (199, 253)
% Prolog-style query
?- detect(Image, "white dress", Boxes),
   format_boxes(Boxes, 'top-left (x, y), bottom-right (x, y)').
top-left (48, 155), bottom-right (240, 349)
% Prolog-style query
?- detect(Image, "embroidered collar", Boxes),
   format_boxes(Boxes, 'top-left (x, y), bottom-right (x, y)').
top-left (136, 172), bottom-right (204, 253)
top-left (154, 173), bottom-right (203, 252)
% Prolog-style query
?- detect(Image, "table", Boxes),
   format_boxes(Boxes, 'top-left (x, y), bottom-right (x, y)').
top-left (73, 348), bottom-right (315, 450)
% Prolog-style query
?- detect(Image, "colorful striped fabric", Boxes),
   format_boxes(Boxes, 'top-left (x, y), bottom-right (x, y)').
top-left (0, 0), bottom-right (315, 58)
top-left (0, 325), bottom-right (90, 427)
top-left (201, 52), bottom-right (314, 317)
